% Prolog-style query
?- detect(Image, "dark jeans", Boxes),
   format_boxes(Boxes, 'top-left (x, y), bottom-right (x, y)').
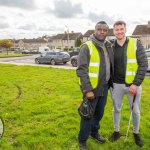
top-left (78, 84), bottom-right (108, 143)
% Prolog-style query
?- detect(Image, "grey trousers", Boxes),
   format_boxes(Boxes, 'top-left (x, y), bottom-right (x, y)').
top-left (110, 83), bottom-right (142, 134)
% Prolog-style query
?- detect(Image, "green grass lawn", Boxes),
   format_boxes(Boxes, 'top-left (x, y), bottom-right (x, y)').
top-left (0, 64), bottom-right (150, 150)
top-left (0, 54), bottom-right (31, 58)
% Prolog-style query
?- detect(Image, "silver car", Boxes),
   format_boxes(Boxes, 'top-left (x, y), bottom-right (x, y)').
top-left (35, 51), bottom-right (70, 65)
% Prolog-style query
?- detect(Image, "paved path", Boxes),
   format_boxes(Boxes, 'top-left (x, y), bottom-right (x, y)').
top-left (0, 55), bottom-right (76, 70)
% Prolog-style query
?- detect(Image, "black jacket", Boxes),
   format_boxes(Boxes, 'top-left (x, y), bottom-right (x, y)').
top-left (112, 37), bottom-right (148, 86)
top-left (76, 39), bottom-right (114, 96)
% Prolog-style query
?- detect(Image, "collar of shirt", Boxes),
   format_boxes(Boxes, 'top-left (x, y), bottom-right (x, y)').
top-left (115, 37), bottom-right (128, 48)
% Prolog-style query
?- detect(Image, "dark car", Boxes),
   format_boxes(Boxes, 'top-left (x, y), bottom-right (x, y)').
top-left (145, 49), bottom-right (150, 71)
top-left (68, 48), bottom-right (80, 57)
top-left (35, 51), bottom-right (70, 65)
top-left (71, 55), bottom-right (78, 67)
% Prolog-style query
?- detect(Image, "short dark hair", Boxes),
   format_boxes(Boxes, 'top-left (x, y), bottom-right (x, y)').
top-left (95, 21), bottom-right (109, 28)
top-left (113, 21), bottom-right (126, 27)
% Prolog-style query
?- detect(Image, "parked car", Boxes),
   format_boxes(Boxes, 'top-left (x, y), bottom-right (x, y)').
top-left (71, 55), bottom-right (78, 67)
top-left (22, 50), bottom-right (30, 54)
top-left (39, 46), bottom-right (51, 54)
top-left (145, 49), bottom-right (150, 71)
top-left (30, 50), bottom-right (39, 54)
top-left (35, 51), bottom-right (70, 65)
top-left (68, 47), bottom-right (80, 57)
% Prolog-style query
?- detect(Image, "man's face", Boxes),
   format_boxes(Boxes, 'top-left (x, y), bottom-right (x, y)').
top-left (113, 24), bottom-right (126, 40)
top-left (94, 24), bottom-right (108, 41)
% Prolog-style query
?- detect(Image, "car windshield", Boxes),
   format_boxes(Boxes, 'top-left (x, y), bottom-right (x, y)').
top-left (41, 53), bottom-right (46, 56)
top-left (60, 52), bottom-right (68, 55)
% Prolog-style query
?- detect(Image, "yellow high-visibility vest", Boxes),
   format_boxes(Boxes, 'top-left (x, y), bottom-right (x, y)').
top-left (80, 40), bottom-right (100, 89)
top-left (125, 37), bottom-right (138, 84)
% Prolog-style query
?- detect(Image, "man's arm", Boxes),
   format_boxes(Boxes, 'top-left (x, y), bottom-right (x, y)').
top-left (129, 39), bottom-right (148, 95)
top-left (133, 39), bottom-right (148, 86)
top-left (76, 44), bottom-right (93, 95)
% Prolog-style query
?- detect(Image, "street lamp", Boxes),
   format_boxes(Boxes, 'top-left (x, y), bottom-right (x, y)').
top-left (65, 25), bottom-right (69, 51)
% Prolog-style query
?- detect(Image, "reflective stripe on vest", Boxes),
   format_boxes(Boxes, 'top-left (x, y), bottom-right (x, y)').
top-left (125, 37), bottom-right (138, 84)
top-left (79, 41), bottom-right (100, 89)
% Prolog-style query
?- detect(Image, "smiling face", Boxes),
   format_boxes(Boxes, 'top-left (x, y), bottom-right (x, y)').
top-left (113, 23), bottom-right (126, 40)
top-left (94, 23), bottom-right (109, 41)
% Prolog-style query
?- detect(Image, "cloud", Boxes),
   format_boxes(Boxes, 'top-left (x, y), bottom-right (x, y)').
top-left (0, 0), bottom-right (36, 10)
top-left (0, 15), bottom-right (6, 19)
top-left (0, 22), bottom-right (9, 29)
top-left (131, 20), bottom-right (147, 25)
top-left (38, 25), bottom-right (64, 33)
top-left (50, 0), bottom-right (82, 18)
top-left (17, 23), bottom-right (36, 30)
top-left (38, 27), bottom-right (55, 31)
top-left (17, 13), bottom-right (25, 18)
top-left (88, 12), bottom-right (114, 25)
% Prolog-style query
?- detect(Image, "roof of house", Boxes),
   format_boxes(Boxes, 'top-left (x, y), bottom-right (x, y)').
top-left (52, 32), bottom-right (82, 40)
top-left (13, 38), bottom-right (47, 43)
top-left (83, 30), bottom-right (94, 37)
top-left (132, 24), bottom-right (150, 35)
top-left (63, 32), bottom-right (82, 40)
top-left (22, 39), bottom-right (47, 43)
top-left (52, 34), bottom-right (65, 40)
top-left (83, 29), bottom-right (114, 37)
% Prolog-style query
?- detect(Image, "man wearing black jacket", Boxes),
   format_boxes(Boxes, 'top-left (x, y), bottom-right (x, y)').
top-left (109, 21), bottom-right (148, 147)
top-left (76, 21), bottom-right (114, 150)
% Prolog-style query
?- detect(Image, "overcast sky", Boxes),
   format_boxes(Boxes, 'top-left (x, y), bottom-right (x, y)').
top-left (0, 0), bottom-right (150, 39)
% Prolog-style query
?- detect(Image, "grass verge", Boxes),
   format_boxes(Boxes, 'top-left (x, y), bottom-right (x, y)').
top-left (0, 54), bottom-right (31, 58)
top-left (0, 64), bottom-right (150, 150)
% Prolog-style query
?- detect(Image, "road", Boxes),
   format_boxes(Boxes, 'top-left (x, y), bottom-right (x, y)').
top-left (0, 55), bottom-right (76, 70)
top-left (0, 56), bottom-right (149, 75)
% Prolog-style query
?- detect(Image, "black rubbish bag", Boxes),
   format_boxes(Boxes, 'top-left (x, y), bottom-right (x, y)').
top-left (78, 97), bottom-right (94, 119)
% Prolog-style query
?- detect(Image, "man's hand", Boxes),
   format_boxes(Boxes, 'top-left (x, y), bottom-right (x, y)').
top-left (129, 84), bottom-right (138, 96)
top-left (86, 91), bottom-right (95, 100)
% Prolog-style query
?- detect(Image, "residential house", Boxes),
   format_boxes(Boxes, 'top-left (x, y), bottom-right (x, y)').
top-left (51, 34), bottom-right (64, 49)
top-left (47, 38), bottom-right (53, 49)
top-left (132, 21), bottom-right (150, 49)
top-left (83, 30), bottom-right (94, 42)
top-left (51, 32), bottom-right (82, 50)
top-left (12, 38), bottom-right (48, 50)
top-left (62, 32), bottom-right (82, 49)
top-left (82, 29), bottom-right (114, 42)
